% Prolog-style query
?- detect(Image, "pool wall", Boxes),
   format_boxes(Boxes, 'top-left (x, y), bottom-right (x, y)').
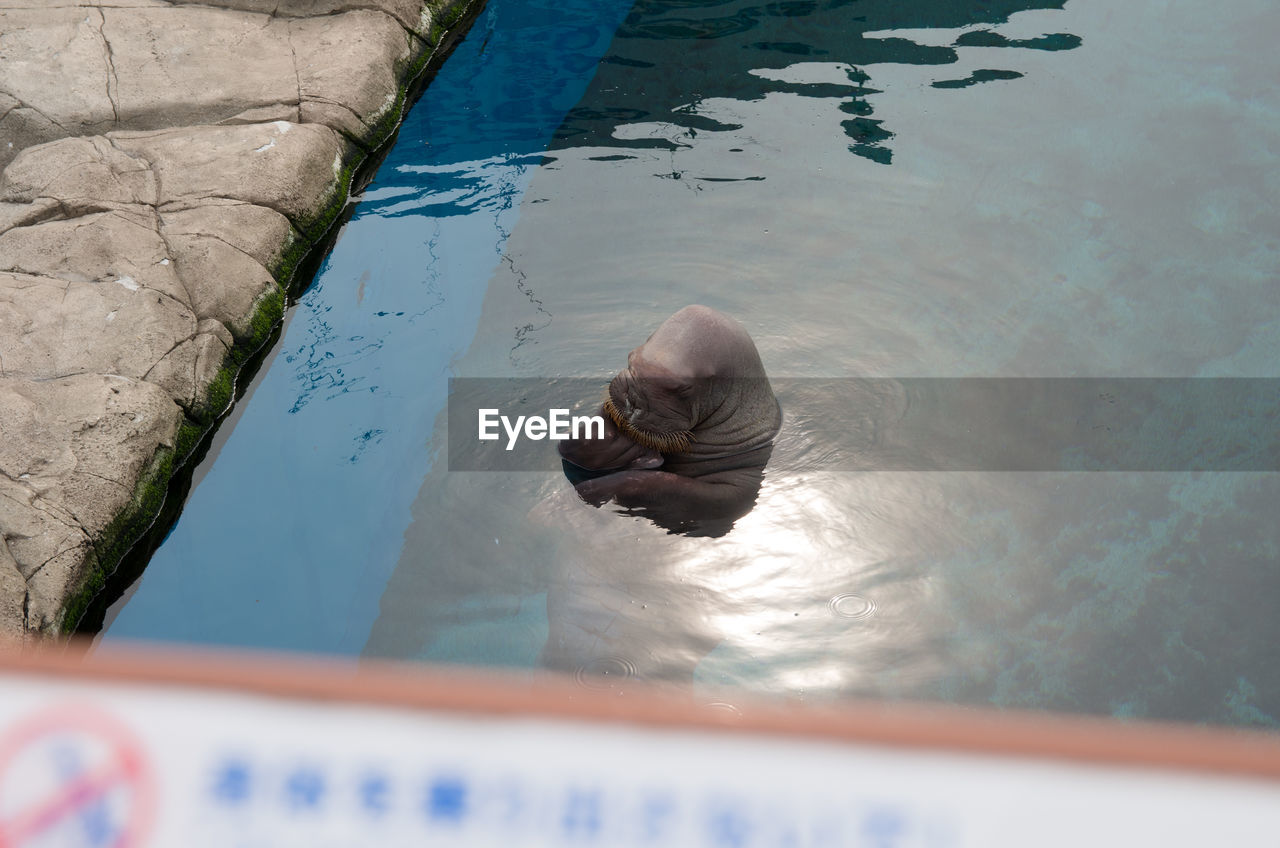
top-left (0, 0), bottom-right (482, 639)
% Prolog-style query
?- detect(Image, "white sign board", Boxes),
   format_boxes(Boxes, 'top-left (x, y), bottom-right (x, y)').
top-left (0, 670), bottom-right (1277, 847)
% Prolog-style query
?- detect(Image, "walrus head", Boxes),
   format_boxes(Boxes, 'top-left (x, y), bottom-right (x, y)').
top-left (558, 305), bottom-right (779, 534)
top-left (601, 305), bottom-right (780, 462)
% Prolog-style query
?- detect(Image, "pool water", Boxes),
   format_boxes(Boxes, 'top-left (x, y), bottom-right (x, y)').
top-left (102, 0), bottom-right (1280, 727)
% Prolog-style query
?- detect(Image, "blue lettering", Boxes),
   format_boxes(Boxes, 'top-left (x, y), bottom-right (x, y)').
top-left (79, 800), bottom-right (115, 848)
top-left (862, 807), bottom-right (906, 848)
top-left (428, 776), bottom-right (468, 823)
top-left (284, 767), bottom-right (326, 811)
top-left (210, 759), bottom-right (253, 805)
top-left (562, 788), bottom-right (603, 839)
top-left (360, 773), bottom-right (392, 815)
top-left (640, 794), bottom-right (677, 841)
top-left (707, 802), bottom-right (751, 848)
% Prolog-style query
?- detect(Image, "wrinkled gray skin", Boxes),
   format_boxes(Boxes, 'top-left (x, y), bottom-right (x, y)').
top-left (559, 305), bottom-right (780, 536)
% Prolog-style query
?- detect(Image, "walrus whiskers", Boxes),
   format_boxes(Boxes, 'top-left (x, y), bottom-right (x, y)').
top-left (602, 395), bottom-right (693, 454)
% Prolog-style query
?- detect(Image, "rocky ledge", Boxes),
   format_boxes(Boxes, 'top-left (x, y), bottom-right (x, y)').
top-left (0, 0), bottom-right (474, 640)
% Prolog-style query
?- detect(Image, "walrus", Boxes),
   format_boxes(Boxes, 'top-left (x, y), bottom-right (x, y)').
top-left (559, 305), bottom-right (780, 536)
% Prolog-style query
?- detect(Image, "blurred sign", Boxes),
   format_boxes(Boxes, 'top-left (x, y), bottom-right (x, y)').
top-left (1, 655), bottom-right (1277, 847)
top-left (0, 706), bottom-right (153, 847)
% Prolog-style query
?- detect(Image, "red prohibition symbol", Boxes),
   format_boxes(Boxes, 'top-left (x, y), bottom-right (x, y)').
top-left (0, 705), bottom-right (156, 848)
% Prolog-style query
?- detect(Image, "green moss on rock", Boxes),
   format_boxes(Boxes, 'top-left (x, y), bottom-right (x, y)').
top-left (427, 0), bottom-right (474, 44)
top-left (271, 229), bottom-right (312, 292)
top-left (60, 443), bottom-right (176, 633)
top-left (240, 285), bottom-right (286, 353)
top-left (297, 152), bottom-right (366, 244)
top-left (175, 419), bottom-right (205, 464)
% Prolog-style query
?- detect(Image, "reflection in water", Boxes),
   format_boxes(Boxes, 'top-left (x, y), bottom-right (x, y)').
top-left (543, 455), bottom-right (967, 697)
top-left (555, 0), bottom-right (1081, 162)
top-left (538, 498), bottom-right (728, 688)
top-left (562, 445), bottom-right (772, 538)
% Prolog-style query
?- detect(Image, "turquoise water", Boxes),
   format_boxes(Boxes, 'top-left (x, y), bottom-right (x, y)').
top-left (103, 0), bottom-right (1280, 727)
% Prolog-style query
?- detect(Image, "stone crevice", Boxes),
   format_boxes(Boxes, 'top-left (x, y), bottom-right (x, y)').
top-left (140, 330), bottom-right (200, 382)
top-left (0, 97), bottom-right (72, 135)
top-left (286, 22), bottom-right (304, 117)
top-left (1, 200), bottom-right (64, 232)
top-left (159, 222), bottom-right (279, 270)
top-left (105, 137), bottom-right (163, 204)
top-left (134, 282), bottom-right (198, 318)
top-left (109, 149), bottom-right (203, 311)
top-left (0, 489), bottom-right (83, 539)
top-left (0, 470), bottom-right (32, 489)
top-left (73, 468), bottom-right (131, 493)
top-left (154, 195), bottom-right (274, 215)
top-left (7, 157), bottom-right (100, 204)
top-left (0, 268), bottom-right (67, 290)
top-left (23, 540), bottom-right (87, 584)
top-left (24, 371), bottom-right (142, 384)
top-left (3, 229), bottom-right (196, 318)
top-left (21, 371), bottom-right (92, 381)
top-left (159, 194), bottom-right (309, 236)
top-left (150, 225), bottom-right (196, 309)
top-left (103, 135), bottom-right (155, 174)
top-left (95, 8), bottom-right (123, 126)
top-left (302, 94), bottom-right (378, 150)
top-left (0, 272), bottom-right (61, 292)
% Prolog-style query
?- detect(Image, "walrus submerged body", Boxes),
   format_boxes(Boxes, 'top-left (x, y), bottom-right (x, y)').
top-left (559, 305), bottom-right (780, 536)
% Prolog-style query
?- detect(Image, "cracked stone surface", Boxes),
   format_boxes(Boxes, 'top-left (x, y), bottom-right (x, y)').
top-left (0, 3), bottom-right (437, 169)
top-left (0, 0), bottom-right (470, 639)
top-left (0, 374), bottom-right (181, 634)
top-left (292, 11), bottom-right (418, 142)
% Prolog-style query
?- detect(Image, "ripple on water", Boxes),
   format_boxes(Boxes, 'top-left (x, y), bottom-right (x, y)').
top-left (574, 656), bottom-right (638, 690)
top-left (702, 701), bottom-right (743, 717)
top-left (828, 593), bottom-right (877, 620)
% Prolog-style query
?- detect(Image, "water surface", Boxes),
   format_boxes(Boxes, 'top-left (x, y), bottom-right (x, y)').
top-left (105, 0), bottom-right (1280, 728)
